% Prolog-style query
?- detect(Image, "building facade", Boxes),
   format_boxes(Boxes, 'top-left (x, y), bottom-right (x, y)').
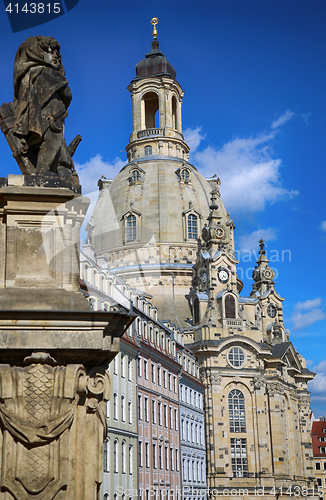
top-left (80, 249), bottom-right (206, 500)
top-left (84, 23), bottom-right (317, 500)
top-left (178, 349), bottom-right (207, 500)
top-left (312, 419), bottom-right (326, 497)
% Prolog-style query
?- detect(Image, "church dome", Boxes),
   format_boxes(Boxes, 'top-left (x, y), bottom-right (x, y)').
top-left (89, 159), bottom-right (229, 254)
top-left (135, 40), bottom-right (177, 80)
top-left (87, 27), bottom-right (233, 326)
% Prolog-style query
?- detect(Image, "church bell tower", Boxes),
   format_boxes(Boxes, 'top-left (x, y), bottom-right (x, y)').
top-left (126, 18), bottom-right (190, 162)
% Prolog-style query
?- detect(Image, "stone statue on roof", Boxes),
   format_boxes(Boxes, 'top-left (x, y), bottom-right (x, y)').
top-left (0, 36), bottom-right (81, 189)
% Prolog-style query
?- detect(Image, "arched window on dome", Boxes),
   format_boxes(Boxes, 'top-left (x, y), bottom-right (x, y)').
top-left (144, 145), bottom-right (152, 156)
top-left (225, 294), bottom-right (236, 319)
top-left (141, 91), bottom-right (159, 129)
top-left (188, 214), bottom-right (198, 240)
top-left (228, 389), bottom-right (246, 432)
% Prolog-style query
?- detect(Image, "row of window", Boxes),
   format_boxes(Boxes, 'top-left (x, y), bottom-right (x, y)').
top-left (139, 441), bottom-right (179, 472)
top-left (316, 462), bottom-right (326, 471)
top-left (104, 439), bottom-right (133, 474)
top-left (112, 394), bottom-right (132, 423)
top-left (193, 294), bottom-right (237, 325)
top-left (180, 385), bottom-right (203, 409)
top-left (112, 353), bottom-right (133, 380)
top-left (181, 419), bottom-right (204, 445)
top-left (182, 458), bottom-right (206, 483)
top-left (138, 395), bottom-right (178, 429)
top-left (138, 357), bottom-right (177, 391)
top-left (136, 322), bottom-right (176, 357)
top-left (124, 214), bottom-right (198, 242)
top-left (104, 437), bottom-right (247, 479)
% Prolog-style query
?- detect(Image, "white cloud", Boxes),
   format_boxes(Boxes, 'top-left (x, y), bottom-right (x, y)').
top-left (238, 228), bottom-right (277, 253)
top-left (321, 220), bottom-right (326, 231)
top-left (291, 305), bottom-right (325, 330)
top-left (294, 298), bottom-right (322, 310)
top-left (75, 154), bottom-right (125, 195)
top-left (271, 109), bottom-right (295, 129)
top-left (75, 155), bottom-right (125, 238)
top-left (193, 132), bottom-right (298, 212)
top-left (184, 126), bottom-right (206, 153)
top-left (308, 360), bottom-right (326, 416)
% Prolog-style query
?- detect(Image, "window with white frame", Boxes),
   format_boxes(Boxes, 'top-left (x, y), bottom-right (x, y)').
top-left (187, 214), bottom-right (198, 239)
top-left (128, 402), bottom-right (132, 424)
top-left (229, 389), bottom-right (246, 432)
top-left (153, 444), bottom-right (157, 469)
top-left (228, 347), bottom-right (246, 369)
top-left (121, 396), bottom-right (125, 422)
top-left (129, 445), bottom-right (133, 474)
top-left (114, 439), bottom-right (118, 472)
top-left (138, 395), bottom-right (142, 420)
top-left (152, 399), bottom-right (156, 424)
top-left (230, 438), bottom-right (248, 478)
top-left (113, 393), bottom-right (118, 420)
top-left (145, 442), bottom-right (149, 468)
top-left (122, 441), bottom-right (126, 473)
top-left (139, 441), bottom-right (143, 467)
top-left (126, 215), bottom-right (137, 242)
top-left (144, 397), bottom-right (149, 422)
top-left (103, 439), bottom-right (109, 472)
top-left (128, 357), bottom-right (132, 381)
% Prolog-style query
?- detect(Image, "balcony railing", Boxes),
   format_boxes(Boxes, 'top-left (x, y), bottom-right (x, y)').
top-left (223, 319), bottom-right (244, 328)
top-left (137, 128), bottom-right (163, 138)
top-left (137, 128), bottom-right (185, 140)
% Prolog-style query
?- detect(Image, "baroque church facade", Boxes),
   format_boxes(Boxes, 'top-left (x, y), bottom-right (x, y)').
top-left (86, 24), bottom-right (317, 499)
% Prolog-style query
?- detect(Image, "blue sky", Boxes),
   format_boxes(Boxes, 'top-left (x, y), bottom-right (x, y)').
top-left (0, 0), bottom-right (325, 415)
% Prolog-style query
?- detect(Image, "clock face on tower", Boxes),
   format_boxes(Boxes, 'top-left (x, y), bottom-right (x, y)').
top-left (214, 226), bottom-right (224, 239)
top-left (267, 305), bottom-right (277, 318)
top-left (218, 268), bottom-right (229, 284)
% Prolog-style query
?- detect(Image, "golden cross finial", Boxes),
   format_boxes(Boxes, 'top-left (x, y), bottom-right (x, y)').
top-left (151, 17), bottom-right (159, 39)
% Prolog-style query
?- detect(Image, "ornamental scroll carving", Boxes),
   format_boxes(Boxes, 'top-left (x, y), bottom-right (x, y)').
top-left (0, 352), bottom-right (111, 500)
top-left (251, 375), bottom-right (266, 392)
top-left (266, 382), bottom-right (285, 398)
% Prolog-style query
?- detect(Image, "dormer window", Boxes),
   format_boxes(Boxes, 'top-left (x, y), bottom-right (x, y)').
top-left (182, 205), bottom-right (202, 242)
top-left (126, 215), bottom-right (136, 241)
top-left (145, 145), bottom-right (152, 156)
top-left (132, 170), bottom-right (141, 182)
top-left (180, 168), bottom-right (190, 182)
top-left (121, 208), bottom-right (142, 244)
top-left (128, 165), bottom-right (145, 186)
top-left (188, 214), bottom-right (198, 239)
top-left (176, 166), bottom-right (191, 184)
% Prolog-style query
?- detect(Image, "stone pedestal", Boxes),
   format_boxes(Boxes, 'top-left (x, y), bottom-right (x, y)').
top-left (0, 177), bottom-right (133, 499)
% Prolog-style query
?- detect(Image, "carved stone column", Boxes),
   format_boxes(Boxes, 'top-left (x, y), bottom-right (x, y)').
top-left (0, 181), bottom-right (134, 499)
